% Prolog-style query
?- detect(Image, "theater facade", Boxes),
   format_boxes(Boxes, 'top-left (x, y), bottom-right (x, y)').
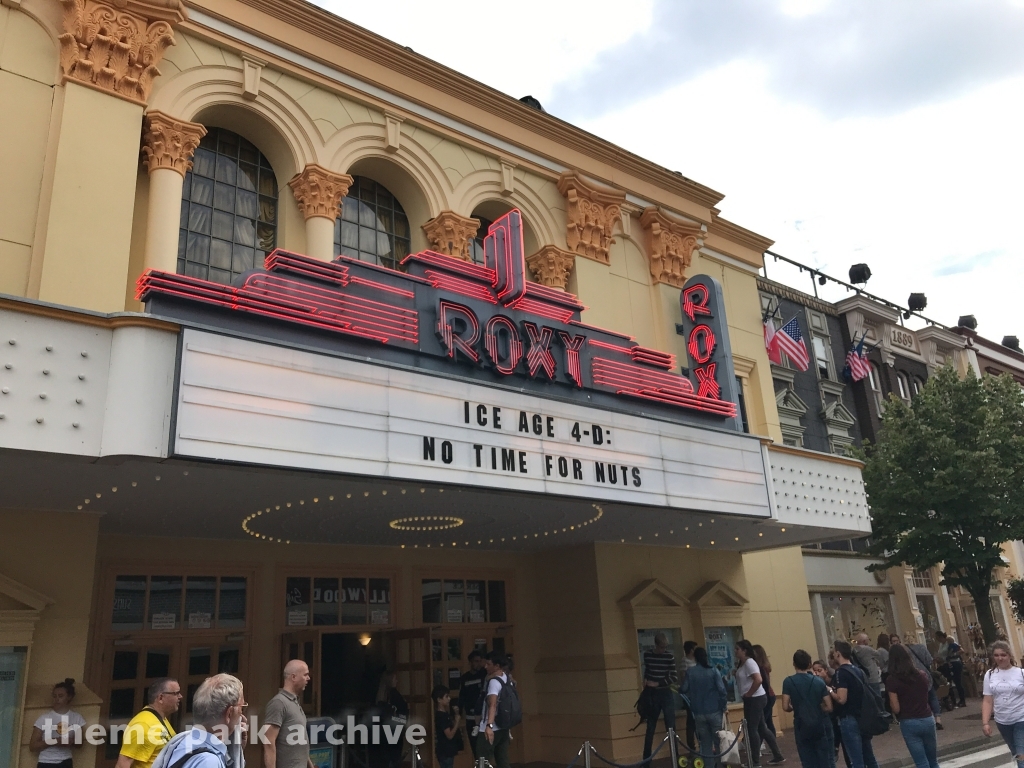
top-left (0, 2), bottom-right (870, 767)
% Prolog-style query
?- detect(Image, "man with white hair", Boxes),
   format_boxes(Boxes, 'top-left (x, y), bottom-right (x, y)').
top-left (151, 674), bottom-right (246, 768)
top-left (852, 633), bottom-right (883, 697)
top-left (263, 660), bottom-right (315, 768)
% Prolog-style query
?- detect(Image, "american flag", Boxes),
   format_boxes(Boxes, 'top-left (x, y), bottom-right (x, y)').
top-left (772, 316), bottom-right (810, 371)
top-left (846, 337), bottom-right (871, 382)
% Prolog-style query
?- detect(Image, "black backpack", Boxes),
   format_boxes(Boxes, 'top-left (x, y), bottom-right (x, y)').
top-left (493, 677), bottom-right (522, 729)
top-left (630, 687), bottom-right (659, 731)
top-left (849, 666), bottom-right (891, 737)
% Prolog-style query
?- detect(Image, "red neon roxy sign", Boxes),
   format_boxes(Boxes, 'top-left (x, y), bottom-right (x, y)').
top-left (137, 209), bottom-right (739, 423)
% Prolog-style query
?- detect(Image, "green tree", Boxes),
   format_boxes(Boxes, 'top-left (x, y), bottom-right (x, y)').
top-left (861, 366), bottom-right (1024, 644)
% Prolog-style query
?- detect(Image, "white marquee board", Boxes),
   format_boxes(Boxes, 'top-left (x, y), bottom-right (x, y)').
top-left (173, 330), bottom-right (772, 517)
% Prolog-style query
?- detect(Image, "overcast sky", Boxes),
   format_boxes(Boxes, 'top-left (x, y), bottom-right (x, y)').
top-left (316, 0), bottom-right (1024, 342)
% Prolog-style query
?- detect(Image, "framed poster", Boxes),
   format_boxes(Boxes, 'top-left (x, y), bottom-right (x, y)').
top-left (704, 626), bottom-right (742, 703)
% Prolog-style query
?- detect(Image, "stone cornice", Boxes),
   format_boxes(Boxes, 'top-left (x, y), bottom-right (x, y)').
top-left (757, 278), bottom-right (838, 317)
top-left (142, 110), bottom-right (207, 176)
top-left (182, 0), bottom-right (725, 211)
top-left (557, 171), bottom-right (625, 265)
top-left (708, 215), bottom-right (774, 255)
top-left (835, 294), bottom-right (901, 325)
top-left (59, 0), bottom-right (188, 105)
top-left (421, 211), bottom-right (480, 262)
top-left (287, 163), bottom-right (353, 221)
top-left (639, 207), bottom-right (702, 288)
top-left (526, 245), bottom-right (575, 291)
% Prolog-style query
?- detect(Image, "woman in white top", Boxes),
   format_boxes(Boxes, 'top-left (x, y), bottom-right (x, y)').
top-left (29, 679), bottom-right (86, 768)
top-left (983, 641), bottom-right (1024, 768)
top-left (735, 640), bottom-right (785, 766)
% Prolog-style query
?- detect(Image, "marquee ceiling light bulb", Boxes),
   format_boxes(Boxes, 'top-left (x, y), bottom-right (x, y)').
top-left (132, 481), bottom-right (137, 486)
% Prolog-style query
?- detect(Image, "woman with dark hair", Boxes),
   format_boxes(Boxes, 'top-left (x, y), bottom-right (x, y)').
top-left (735, 640), bottom-right (785, 766)
top-left (682, 647), bottom-right (727, 767)
top-left (982, 641), bottom-right (1024, 768)
top-left (887, 645), bottom-right (938, 768)
top-left (30, 680), bottom-right (86, 768)
top-left (752, 645), bottom-right (778, 737)
top-left (876, 634), bottom-right (891, 673)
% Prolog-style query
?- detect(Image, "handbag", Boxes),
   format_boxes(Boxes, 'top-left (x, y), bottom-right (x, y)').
top-left (718, 714), bottom-right (742, 766)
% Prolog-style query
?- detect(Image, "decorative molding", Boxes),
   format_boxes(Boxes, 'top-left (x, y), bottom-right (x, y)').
top-left (640, 207), bottom-right (703, 288)
top-left (58, 0), bottom-right (187, 105)
top-left (421, 210), bottom-right (480, 262)
top-left (821, 399), bottom-right (856, 455)
top-left (287, 163), bottom-right (353, 221)
top-left (241, 54), bottom-right (266, 100)
top-left (384, 112), bottom-right (403, 152)
top-left (141, 110), bottom-right (206, 176)
top-left (525, 245), bottom-right (575, 291)
top-left (500, 160), bottom-right (515, 196)
top-left (0, 0), bottom-right (24, 8)
top-left (757, 277), bottom-right (839, 317)
top-left (0, 572), bottom-right (54, 612)
top-left (775, 384), bottom-right (808, 447)
top-left (557, 171), bottom-right (625, 265)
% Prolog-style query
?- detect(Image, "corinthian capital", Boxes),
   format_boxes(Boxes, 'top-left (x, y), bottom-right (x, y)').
top-left (557, 171), bottom-right (626, 265)
top-left (142, 111), bottom-right (206, 176)
top-left (526, 246), bottom-right (575, 291)
top-left (422, 211), bottom-right (481, 262)
top-left (58, 0), bottom-right (187, 105)
top-left (640, 207), bottom-right (703, 288)
top-left (288, 164), bottom-right (354, 221)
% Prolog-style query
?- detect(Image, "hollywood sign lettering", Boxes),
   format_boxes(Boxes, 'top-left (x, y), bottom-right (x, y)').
top-left (139, 209), bottom-right (739, 424)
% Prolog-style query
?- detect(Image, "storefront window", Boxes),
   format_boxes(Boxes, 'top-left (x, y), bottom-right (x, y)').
top-left (334, 176), bottom-right (410, 270)
top-left (704, 626), bottom-right (742, 703)
top-left (218, 577), bottom-right (247, 627)
top-left (185, 577), bottom-right (216, 629)
top-left (148, 576), bottom-right (182, 630)
top-left (421, 579), bottom-right (507, 623)
top-left (180, 127), bottom-right (277, 284)
top-left (0, 646), bottom-right (27, 768)
top-left (286, 577), bottom-right (311, 627)
top-left (341, 578), bottom-right (368, 625)
top-left (369, 578), bottom-right (391, 625)
top-left (821, 594), bottom-right (894, 650)
top-left (313, 577), bottom-right (339, 626)
top-left (112, 575), bottom-right (147, 631)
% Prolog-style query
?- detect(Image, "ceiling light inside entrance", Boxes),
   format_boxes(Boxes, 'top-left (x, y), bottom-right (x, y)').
top-left (389, 515), bottom-right (464, 532)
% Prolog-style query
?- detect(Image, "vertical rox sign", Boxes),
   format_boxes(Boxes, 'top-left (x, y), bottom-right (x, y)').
top-left (138, 209), bottom-right (741, 428)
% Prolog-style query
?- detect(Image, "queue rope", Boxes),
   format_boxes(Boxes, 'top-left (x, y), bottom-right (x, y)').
top-left (564, 744), bottom-right (585, 768)
top-left (587, 733), bottom-right (670, 768)
top-left (673, 728), bottom-right (743, 760)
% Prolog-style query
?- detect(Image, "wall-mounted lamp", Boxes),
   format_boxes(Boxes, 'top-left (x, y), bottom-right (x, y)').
top-left (358, 633), bottom-right (372, 646)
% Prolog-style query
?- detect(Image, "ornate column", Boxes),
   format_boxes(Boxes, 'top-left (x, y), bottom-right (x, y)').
top-left (58, 0), bottom-right (187, 105)
top-left (288, 164), bottom-right (353, 262)
top-left (639, 207), bottom-right (703, 288)
top-left (141, 111), bottom-right (206, 273)
top-left (556, 171), bottom-right (625, 265)
top-left (526, 246), bottom-right (575, 291)
top-left (422, 211), bottom-right (480, 262)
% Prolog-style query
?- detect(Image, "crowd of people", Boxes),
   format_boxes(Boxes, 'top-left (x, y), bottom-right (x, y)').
top-left (635, 629), bottom-right (1024, 768)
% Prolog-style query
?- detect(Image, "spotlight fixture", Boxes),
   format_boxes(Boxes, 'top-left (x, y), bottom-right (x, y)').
top-left (908, 293), bottom-right (927, 313)
top-left (1003, 336), bottom-right (1022, 353)
top-left (848, 264), bottom-right (872, 284)
top-left (817, 274), bottom-right (827, 286)
top-left (957, 315), bottom-right (978, 330)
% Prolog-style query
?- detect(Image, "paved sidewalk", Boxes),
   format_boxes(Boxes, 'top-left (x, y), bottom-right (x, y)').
top-left (765, 698), bottom-right (1002, 768)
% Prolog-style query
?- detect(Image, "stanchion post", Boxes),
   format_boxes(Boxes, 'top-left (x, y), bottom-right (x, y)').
top-left (740, 719), bottom-right (753, 768)
top-left (584, 741), bottom-right (592, 768)
top-left (668, 729), bottom-right (678, 768)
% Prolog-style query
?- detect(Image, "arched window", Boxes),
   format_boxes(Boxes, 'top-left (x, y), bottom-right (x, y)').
top-left (334, 176), bottom-right (410, 270)
top-left (912, 376), bottom-right (925, 397)
top-left (179, 127), bottom-right (278, 284)
top-left (896, 372), bottom-right (911, 402)
top-left (468, 217), bottom-right (493, 265)
top-left (868, 364), bottom-right (883, 416)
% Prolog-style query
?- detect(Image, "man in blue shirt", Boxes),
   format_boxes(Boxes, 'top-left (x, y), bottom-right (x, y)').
top-left (782, 650), bottom-right (833, 768)
top-left (154, 674), bottom-right (247, 768)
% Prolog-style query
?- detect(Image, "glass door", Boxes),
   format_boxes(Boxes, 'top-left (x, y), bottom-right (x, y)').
top-left (282, 630), bottom-right (321, 716)
top-left (181, 641), bottom-right (246, 727)
top-left (99, 641), bottom-right (179, 767)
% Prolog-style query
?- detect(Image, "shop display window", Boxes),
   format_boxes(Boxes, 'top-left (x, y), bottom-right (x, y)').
top-left (704, 626), bottom-right (743, 703)
top-left (285, 575), bottom-right (391, 627)
top-left (421, 578), bottom-right (506, 623)
top-left (821, 593), bottom-right (894, 650)
top-left (111, 575), bottom-right (249, 631)
top-left (0, 646), bottom-right (27, 768)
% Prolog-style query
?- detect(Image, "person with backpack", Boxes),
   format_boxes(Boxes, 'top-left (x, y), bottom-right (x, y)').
top-left (782, 650), bottom-right (833, 768)
top-left (829, 641), bottom-right (879, 768)
top-left (982, 640), bottom-right (1024, 768)
top-left (115, 678), bottom-right (180, 768)
top-left (934, 632), bottom-right (967, 709)
top-left (479, 651), bottom-right (520, 768)
top-left (681, 647), bottom-right (727, 768)
top-left (885, 644), bottom-right (938, 768)
top-left (641, 633), bottom-right (678, 761)
top-left (150, 674), bottom-right (247, 768)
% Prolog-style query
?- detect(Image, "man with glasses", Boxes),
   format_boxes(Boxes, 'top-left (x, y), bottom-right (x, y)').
top-left (116, 678), bottom-right (182, 768)
top-left (149, 674), bottom-right (248, 768)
